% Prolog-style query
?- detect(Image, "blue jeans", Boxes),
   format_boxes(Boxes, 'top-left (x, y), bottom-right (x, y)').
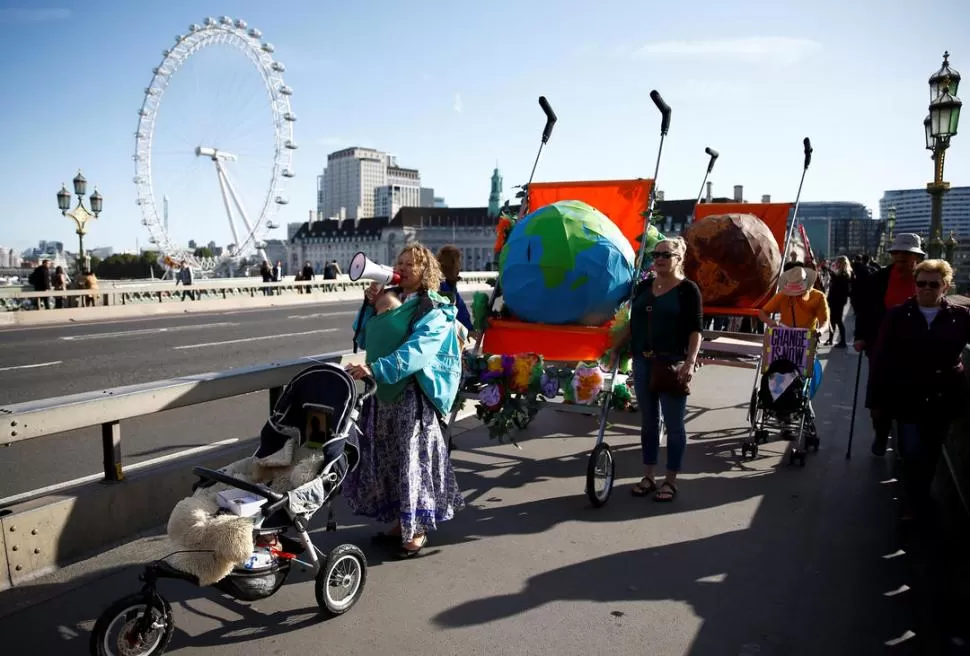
top-left (632, 355), bottom-right (688, 471)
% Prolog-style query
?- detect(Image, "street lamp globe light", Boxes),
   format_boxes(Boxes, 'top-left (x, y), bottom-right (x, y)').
top-left (930, 51), bottom-right (961, 101)
top-left (73, 170), bottom-right (87, 197)
top-left (90, 188), bottom-right (103, 215)
top-left (930, 86), bottom-right (963, 139)
top-left (57, 184), bottom-right (71, 212)
top-left (924, 115), bottom-right (934, 150)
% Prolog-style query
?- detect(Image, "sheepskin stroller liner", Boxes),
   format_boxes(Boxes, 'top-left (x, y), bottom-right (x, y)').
top-left (88, 362), bottom-right (373, 656)
top-left (742, 356), bottom-right (819, 464)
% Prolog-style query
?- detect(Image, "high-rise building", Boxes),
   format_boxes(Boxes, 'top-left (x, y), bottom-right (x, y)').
top-left (880, 186), bottom-right (970, 238)
top-left (420, 187), bottom-right (435, 207)
top-left (317, 147), bottom-right (423, 220)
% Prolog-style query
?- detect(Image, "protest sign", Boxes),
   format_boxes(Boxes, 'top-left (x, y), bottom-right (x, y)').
top-left (761, 326), bottom-right (816, 375)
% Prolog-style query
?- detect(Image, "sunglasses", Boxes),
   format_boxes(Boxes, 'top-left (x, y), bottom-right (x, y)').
top-left (651, 251), bottom-right (676, 260)
top-left (916, 280), bottom-right (941, 289)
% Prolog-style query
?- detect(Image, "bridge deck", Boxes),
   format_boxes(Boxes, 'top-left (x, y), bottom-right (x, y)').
top-left (1, 340), bottom-right (966, 655)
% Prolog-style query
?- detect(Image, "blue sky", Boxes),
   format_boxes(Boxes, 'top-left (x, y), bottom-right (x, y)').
top-left (0, 0), bottom-right (968, 253)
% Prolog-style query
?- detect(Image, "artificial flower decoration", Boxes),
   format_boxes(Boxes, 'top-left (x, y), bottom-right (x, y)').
top-left (510, 354), bottom-right (541, 394)
top-left (540, 370), bottom-right (560, 398)
top-left (479, 382), bottom-right (505, 411)
top-left (493, 214), bottom-right (516, 254)
top-left (471, 291), bottom-right (491, 333)
top-left (572, 362), bottom-right (605, 405)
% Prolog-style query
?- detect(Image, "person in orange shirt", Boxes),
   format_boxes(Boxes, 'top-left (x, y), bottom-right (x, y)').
top-left (758, 261), bottom-right (831, 331)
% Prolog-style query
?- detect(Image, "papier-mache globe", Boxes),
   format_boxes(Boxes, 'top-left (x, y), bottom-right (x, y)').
top-left (498, 200), bottom-right (636, 326)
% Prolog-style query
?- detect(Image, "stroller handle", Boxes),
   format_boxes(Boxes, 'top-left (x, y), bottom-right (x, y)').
top-left (356, 375), bottom-right (378, 401)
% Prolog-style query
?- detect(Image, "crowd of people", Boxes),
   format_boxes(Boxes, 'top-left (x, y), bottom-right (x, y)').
top-left (339, 233), bottom-right (968, 556)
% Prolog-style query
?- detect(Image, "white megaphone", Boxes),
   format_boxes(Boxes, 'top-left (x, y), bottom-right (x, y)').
top-left (348, 251), bottom-right (400, 285)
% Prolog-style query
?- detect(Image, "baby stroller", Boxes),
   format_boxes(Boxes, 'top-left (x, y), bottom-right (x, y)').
top-left (89, 362), bottom-right (375, 656)
top-left (741, 353), bottom-right (820, 466)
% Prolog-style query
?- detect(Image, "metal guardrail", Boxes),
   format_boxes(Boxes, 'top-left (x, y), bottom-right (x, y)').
top-left (0, 350), bottom-right (359, 486)
top-left (0, 272), bottom-right (498, 311)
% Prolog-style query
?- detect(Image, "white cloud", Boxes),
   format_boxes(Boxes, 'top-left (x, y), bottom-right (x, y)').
top-left (636, 37), bottom-right (821, 65)
top-left (0, 8), bottom-right (71, 23)
top-left (453, 93), bottom-right (463, 113)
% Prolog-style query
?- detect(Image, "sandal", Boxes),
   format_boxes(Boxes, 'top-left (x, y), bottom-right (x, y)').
top-left (631, 477), bottom-right (657, 497)
top-left (654, 481), bottom-right (678, 502)
top-left (398, 533), bottom-right (428, 559)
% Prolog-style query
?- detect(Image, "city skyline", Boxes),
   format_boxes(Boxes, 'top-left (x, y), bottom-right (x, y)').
top-left (1, 0), bottom-right (968, 253)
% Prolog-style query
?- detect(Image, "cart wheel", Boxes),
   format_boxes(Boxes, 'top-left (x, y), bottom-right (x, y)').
top-left (788, 450), bottom-right (807, 467)
top-left (750, 442), bottom-right (759, 458)
top-left (316, 544), bottom-right (368, 618)
top-left (90, 592), bottom-right (174, 656)
top-left (755, 430), bottom-right (769, 444)
top-left (585, 443), bottom-right (615, 508)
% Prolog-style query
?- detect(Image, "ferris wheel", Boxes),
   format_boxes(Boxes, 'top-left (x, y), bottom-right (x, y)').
top-left (133, 16), bottom-right (296, 271)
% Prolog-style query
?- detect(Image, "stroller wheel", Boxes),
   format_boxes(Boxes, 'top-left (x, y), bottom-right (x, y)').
top-left (316, 544), bottom-right (368, 617)
top-left (807, 435), bottom-right (820, 452)
top-left (789, 450), bottom-right (807, 467)
top-left (755, 430), bottom-right (769, 444)
top-left (740, 441), bottom-right (758, 459)
top-left (90, 592), bottom-right (174, 656)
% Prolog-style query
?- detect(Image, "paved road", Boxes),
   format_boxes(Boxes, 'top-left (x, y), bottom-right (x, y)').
top-left (0, 346), bottom-right (952, 654)
top-left (0, 296), bottom-right (473, 499)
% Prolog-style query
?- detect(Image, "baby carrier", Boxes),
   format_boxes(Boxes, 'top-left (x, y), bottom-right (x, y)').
top-left (89, 363), bottom-right (375, 656)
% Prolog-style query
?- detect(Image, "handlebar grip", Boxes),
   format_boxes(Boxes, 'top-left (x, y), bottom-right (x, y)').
top-left (650, 90), bottom-right (672, 135)
top-left (803, 137), bottom-right (813, 168)
top-left (538, 96), bottom-right (557, 144)
top-left (705, 147), bottom-right (719, 158)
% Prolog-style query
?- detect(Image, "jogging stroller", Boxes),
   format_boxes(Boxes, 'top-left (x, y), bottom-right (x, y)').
top-left (741, 355), bottom-right (820, 466)
top-left (89, 362), bottom-right (375, 656)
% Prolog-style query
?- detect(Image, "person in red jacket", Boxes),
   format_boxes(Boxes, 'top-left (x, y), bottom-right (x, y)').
top-left (870, 259), bottom-right (970, 520)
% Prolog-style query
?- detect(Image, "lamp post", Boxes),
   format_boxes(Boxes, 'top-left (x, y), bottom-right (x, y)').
top-left (57, 170), bottom-right (102, 273)
top-left (881, 204), bottom-right (896, 264)
top-left (925, 52), bottom-right (962, 259)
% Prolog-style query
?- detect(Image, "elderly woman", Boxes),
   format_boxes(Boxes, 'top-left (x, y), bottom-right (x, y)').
top-left (871, 259), bottom-right (970, 521)
top-left (344, 243), bottom-right (465, 557)
top-left (612, 237), bottom-right (703, 502)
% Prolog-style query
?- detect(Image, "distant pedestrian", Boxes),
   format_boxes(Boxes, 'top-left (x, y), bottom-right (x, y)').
top-left (176, 259), bottom-right (195, 301)
top-left (301, 260), bottom-right (314, 293)
top-left (28, 259), bottom-right (52, 309)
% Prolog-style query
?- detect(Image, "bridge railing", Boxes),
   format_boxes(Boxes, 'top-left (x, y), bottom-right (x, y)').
top-left (0, 350), bottom-right (359, 494)
top-left (0, 271), bottom-right (498, 311)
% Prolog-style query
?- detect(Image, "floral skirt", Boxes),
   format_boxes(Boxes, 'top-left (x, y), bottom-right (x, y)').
top-left (342, 382), bottom-right (465, 541)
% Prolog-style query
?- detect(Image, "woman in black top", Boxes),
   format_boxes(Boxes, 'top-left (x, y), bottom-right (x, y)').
top-left (825, 256), bottom-right (852, 347)
top-left (611, 237), bottom-right (704, 502)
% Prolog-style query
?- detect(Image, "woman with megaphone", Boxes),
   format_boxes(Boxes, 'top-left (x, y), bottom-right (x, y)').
top-left (343, 244), bottom-right (465, 558)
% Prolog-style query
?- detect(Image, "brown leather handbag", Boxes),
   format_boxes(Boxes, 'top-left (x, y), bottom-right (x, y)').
top-left (643, 294), bottom-right (690, 396)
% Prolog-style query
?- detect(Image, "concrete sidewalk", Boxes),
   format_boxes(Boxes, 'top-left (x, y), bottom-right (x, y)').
top-left (0, 345), bottom-right (957, 654)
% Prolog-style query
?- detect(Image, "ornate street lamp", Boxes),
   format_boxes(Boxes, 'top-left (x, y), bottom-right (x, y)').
top-left (925, 52), bottom-right (962, 259)
top-left (880, 204), bottom-right (897, 264)
top-left (945, 232), bottom-right (958, 263)
top-left (57, 169), bottom-right (103, 272)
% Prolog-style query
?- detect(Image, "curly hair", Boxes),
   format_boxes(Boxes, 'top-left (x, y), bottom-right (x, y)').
top-left (397, 243), bottom-right (443, 292)
top-left (437, 244), bottom-right (462, 283)
top-left (914, 258), bottom-right (954, 286)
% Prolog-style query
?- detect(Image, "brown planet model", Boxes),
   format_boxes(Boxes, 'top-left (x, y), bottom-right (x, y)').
top-left (682, 213), bottom-right (782, 307)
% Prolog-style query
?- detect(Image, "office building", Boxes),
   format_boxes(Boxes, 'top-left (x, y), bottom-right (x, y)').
top-left (880, 186), bottom-right (970, 238)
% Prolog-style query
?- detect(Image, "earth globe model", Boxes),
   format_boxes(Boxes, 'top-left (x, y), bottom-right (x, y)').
top-left (499, 200), bottom-right (636, 325)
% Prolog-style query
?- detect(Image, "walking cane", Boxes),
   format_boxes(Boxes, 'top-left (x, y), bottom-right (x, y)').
top-left (845, 351), bottom-right (864, 460)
